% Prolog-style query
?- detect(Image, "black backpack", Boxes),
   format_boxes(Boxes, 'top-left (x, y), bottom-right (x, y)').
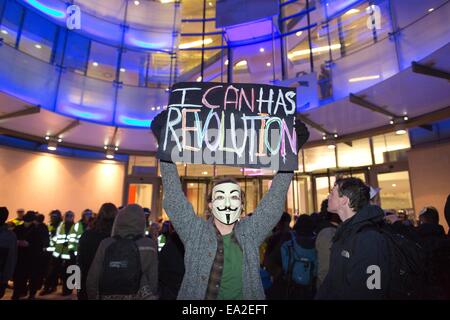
top-left (425, 237), bottom-right (450, 299)
top-left (99, 235), bottom-right (142, 296)
top-left (356, 222), bottom-right (427, 300)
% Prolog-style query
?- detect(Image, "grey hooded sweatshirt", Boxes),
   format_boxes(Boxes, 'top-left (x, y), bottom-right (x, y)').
top-left (86, 204), bottom-right (158, 300)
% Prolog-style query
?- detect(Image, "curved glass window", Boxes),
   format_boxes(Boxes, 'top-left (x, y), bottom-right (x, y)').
top-left (0, 0), bottom-right (446, 129)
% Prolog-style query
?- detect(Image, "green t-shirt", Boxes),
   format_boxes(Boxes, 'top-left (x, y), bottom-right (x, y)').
top-left (217, 233), bottom-right (244, 300)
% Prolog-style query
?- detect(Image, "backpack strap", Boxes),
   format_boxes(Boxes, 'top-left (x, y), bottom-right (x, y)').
top-left (285, 242), bottom-right (294, 295)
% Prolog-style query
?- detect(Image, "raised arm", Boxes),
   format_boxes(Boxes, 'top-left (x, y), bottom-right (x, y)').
top-left (238, 171), bottom-right (294, 246)
top-left (160, 161), bottom-right (204, 243)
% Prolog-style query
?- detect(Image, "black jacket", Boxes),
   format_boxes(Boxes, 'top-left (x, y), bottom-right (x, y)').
top-left (158, 232), bottom-right (185, 300)
top-left (416, 223), bottom-right (446, 251)
top-left (34, 223), bottom-right (50, 253)
top-left (77, 229), bottom-right (110, 299)
top-left (14, 224), bottom-right (40, 262)
top-left (0, 224), bottom-right (17, 283)
top-left (316, 205), bottom-right (389, 300)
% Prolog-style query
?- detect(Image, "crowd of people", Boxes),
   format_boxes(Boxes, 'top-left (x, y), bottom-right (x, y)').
top-left (0, 186), bottom-right (449, 300)
top-left (0, 204), bottom-right (168, 300)
top-left (262, 192), bottom-right (450, 300)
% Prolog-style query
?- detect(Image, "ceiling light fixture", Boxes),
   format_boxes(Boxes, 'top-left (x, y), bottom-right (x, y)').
top-left (104, 145), bottom-right (117, 159)
top-left (395, 126), bottom-right (407, 135)
top-left (45, 135), bottom-right (61, 151)
top-left (47, 140), bottom-right (57, 151)
top-left (344, 8), bottom-right (360, 15)
top-left (327, 140), bottom-right (336, 149)
top-left (179, 38), bottom-right (213, 49)
top-left (322, 133), bottom-right (339, 148)
top-left (348, 75), bottom-right (380, 83)
top-left (235, 60), bottom-right (247, 68)
top-left (288, 44), bottom-right (341, 60)
top-left (390, 116), bottom-right (409, 135)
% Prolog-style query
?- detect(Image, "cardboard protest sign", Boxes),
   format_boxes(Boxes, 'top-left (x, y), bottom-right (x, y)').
top-left (156, 82), bottom-right (299, 171)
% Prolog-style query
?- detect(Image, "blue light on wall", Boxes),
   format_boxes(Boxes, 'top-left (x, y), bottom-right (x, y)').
top-left (127, 37), bottom-right (168, 51)
top-left (24, 0), bottom-right (65, 19)
top-left (64, 107), bottom-right (106, 121)
top-left (118, 115), bottom-right (152, 127)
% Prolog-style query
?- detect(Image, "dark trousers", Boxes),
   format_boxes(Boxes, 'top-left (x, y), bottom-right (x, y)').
top-left (266, 275), bottom-right (316, 300)
top-left (30, 253), bottom-right (47, 294)
top-left (60, 258), bottom-right (75, 295)
top-left (77, 274), bottom-right (88, 300)
top-left (43, 256), bottom-right (60, 291)
top-left (43, 256), bottom-right (75, 294)
top-left (12, 256), bottom-right (45, 299)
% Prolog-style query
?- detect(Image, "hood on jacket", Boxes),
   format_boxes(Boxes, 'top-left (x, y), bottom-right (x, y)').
top-left (334, 205), bottom-right (385, 242)
top-left (111, 204), bottom-right (146, 238)
top-left (349, 204), bottom-right (385, 225)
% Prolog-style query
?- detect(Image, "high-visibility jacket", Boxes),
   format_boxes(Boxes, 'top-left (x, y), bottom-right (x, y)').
top-left (68, 221), bottom-right (85, 256)
top-left (53, 222), bottom-right (74, 260)
top-left (157, 234), bottom-right (166, 252)
top-left (7, 218), bottom-right (23, 227)
top-left (46, 223), bottom-right (61, 253)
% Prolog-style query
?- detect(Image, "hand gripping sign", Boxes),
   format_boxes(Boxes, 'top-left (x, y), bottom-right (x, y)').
top-left (156, 82), bottom-right (302, 172)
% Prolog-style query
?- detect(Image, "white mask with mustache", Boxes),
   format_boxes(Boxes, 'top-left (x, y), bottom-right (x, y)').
top-left (211, 182), bottom-right (242, 225)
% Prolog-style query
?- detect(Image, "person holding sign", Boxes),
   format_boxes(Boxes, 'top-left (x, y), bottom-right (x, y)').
top-left (151, 83), bottom-right (309, 300)
top-left (157, 82), bottom-right (301, 171)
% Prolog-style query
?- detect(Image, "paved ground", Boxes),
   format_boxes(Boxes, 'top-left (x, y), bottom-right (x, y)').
top-left (1, 284), bottom-right (77, 300)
